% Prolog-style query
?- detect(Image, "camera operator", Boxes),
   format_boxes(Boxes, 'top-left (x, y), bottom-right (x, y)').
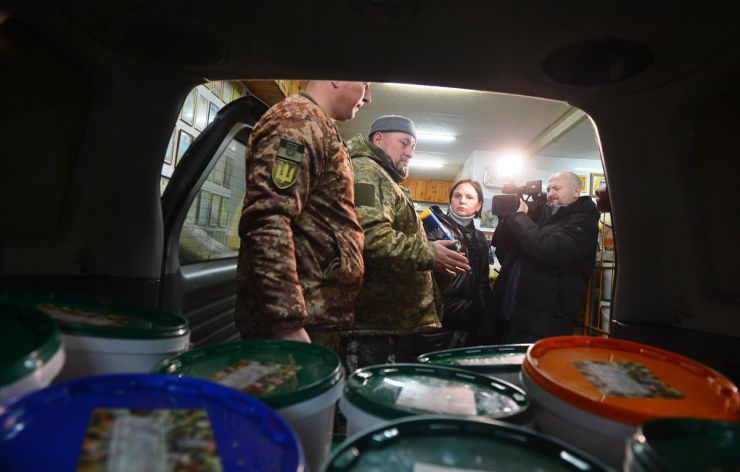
top-left (482, 171), bottom-right (599, 343)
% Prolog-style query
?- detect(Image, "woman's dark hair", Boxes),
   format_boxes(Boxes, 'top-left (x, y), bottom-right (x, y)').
top-left (449, 179), bottom-right (484, 218)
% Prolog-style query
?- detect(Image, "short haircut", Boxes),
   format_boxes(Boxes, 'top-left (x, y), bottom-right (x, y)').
top-left (449, 179), bottom-right (484, 218)
top-left (553, 171), bottom-right (583, 193)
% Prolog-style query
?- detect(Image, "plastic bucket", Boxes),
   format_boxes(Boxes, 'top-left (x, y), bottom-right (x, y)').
top-left (0, 374), bottom-right (304, 471)
top-left (1, 291), bottom-right (190, 381)
top-left (339, 363), bottom-right (531, 437)
top-left (154, 339), bottom-right (343, 472)
top-left (522, 336), bottom-right (740, 469)
top-left (417, 343), bottom-right (531, 388)
top-left (625, 418), bottom-right (740, 472)
top-left (324, 415), bottom-right (611, 471)
top-left (0, 303), bottom-right (65, 403)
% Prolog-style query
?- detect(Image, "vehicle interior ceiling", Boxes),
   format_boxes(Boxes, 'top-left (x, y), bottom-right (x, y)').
top-left (1, 1), bottom-right (738, 381)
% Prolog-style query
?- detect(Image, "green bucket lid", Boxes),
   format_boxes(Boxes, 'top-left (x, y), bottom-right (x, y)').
top-left (0, 303), bottom-right (62, 386)
top-left (153, 339), bottom-right (343, 409)
top-left (417, 344), bottom-right (530, 374)
top-left (0, 290), bottom-right (189, 340)
top-left (324, 416), bottom-right (612, 471)
top-left (631, 418), bottom-right (740, 471)
top-left (344, 363), bottom-right (531, 424)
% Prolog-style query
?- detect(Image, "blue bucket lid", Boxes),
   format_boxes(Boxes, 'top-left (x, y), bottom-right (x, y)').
top-left (0, 374), bottom-right (304, 472)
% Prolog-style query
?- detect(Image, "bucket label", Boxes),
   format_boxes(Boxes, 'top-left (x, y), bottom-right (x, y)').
top-left (37, 303), bottom-right (130, 327)
top-left (395, 379), bottom-right (477, 415)
top-left (455, 353), bottom-right (525, 366)
top-left (414, 463), bottom-right (487, 472)
top-left (573, 361), bottom-right (683, 398)
top-left (210, 360), bottom-right (301, 396)
top-left (77, 408), bottom-right (222, 471)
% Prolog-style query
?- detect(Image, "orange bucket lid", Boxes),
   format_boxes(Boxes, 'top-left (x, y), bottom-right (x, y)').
top-left (522, 336), bottom-right (740, 426)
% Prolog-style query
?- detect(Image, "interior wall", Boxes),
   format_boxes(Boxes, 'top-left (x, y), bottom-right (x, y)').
top-left (460, 150), bottom-right (604, 200)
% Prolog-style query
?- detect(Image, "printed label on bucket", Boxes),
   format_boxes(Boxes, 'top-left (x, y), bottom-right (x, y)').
top-left (210, 360), bottom-right (301, 396)
top-left (455, 353), bottom-right (525, 366)
top-left (77, 408), bottom-right (222, 472)
top-left (573, 361), bottom-right (684, 398)
top-left (413, 463), bottom-right (487, 472)
top-left (37, 303), bottom-right (130, 327)
top-left (395, 380), bottom-right (477, 415)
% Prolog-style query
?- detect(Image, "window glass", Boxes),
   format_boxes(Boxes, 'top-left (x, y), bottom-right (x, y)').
top-left (160, 81), bottom-right (241, 186)
top-left (178, 138), bottom-right (245, 264)
top-left (163, 81), bottom-right (247, 264)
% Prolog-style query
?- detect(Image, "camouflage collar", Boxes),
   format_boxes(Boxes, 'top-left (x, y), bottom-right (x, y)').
top-left (299, 91), bottom-right (320, 107)
top-left (300, 91), bottom-right (344, 142)
top-left (351, 137), bottom-right (406, 183)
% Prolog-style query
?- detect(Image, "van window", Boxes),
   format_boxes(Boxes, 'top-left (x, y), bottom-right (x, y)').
top-left (162, 81), bottom-right (247, 264)
top-left (178, 137), bottom-right (245, 264)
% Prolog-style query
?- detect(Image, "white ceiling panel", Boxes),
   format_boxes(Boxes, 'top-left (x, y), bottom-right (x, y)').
top-left (337, 83), bottom-right (600, 180)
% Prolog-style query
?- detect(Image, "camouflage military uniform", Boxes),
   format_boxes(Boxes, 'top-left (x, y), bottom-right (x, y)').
top-left (342, 135), bottom-right (441, 337)
top-left (234, 93), bottom-right (365, 341)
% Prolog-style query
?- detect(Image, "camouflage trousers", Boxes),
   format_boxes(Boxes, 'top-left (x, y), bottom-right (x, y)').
top-left (338, 334), bottom-right (427, 374)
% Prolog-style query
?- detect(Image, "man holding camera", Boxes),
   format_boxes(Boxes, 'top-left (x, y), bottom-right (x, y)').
top-left (485, 171), bottom-right (599, 343)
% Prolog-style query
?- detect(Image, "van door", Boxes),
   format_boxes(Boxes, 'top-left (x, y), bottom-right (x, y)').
top-left (160, 94), bottom-right (268, 347)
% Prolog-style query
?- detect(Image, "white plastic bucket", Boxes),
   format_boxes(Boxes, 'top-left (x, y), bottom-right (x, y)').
top-left (277, 380), bottom-right (343, 469)
top-left (522, 336), bottom-right (740, 469)
top-left (325, 416), bottom-right (612, 472)
top-left (522, 365), bottom-right (634, 467)
top-left (153, 339), bottom-right (344, 472)
top-left (1, 291), bottom-right (191, 382)
top-left (417, 344), bottom-right (530, 389)
top-left (59, 334), bottom-right (189, 381)
top-left (340, 363), bottom-right (532, 437)
top-left (0, 303), bottom-right (66, 403)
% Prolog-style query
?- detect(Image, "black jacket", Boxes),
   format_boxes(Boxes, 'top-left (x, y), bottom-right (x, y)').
top-left (431, 207), bottom-right (491, 331)
top-left (488, 196), bottom-right (599, 342)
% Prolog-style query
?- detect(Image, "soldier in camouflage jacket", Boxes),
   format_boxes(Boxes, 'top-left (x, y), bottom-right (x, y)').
top-left (340, 115), bottom-right (470, 369)
top-left (235, 81), bottom-right (371, 345)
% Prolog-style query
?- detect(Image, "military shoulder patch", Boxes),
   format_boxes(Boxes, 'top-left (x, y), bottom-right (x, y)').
top-left (272, 157), bottom-right (300, 189)
top-left (271, 138), bottom-right (304, 189)
top-left (354, 182), bottom-right (376, 207)
top-left (276, 138), bottom-right (305, 163)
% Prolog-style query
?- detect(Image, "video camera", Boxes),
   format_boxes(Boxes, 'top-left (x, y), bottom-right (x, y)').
top-left (492, 180), bottom-right (547, 217)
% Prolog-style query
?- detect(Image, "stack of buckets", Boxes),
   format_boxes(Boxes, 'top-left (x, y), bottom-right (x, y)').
top-left (0, 291), bottom-right (307, 471)
top-left (330, 346), bottom-right (614, 471)
top-left (4, 288), bottom-right (739, 471)
top-left (328, 338), bottom-right (740, 471)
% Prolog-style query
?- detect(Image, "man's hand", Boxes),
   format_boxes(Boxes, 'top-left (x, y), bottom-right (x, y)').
top-left (273, 327), bottom-right (311, 343)
top-left (432, 240), bottom-right (471, 276)
top-left (595, 183), bottom-right (611, 212)
top-left (517, 199), bottom-right (529, 214)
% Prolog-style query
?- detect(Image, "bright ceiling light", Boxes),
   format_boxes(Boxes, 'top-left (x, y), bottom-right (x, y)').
top-left (416, 132), bottom-right (456, 142)
top-left (496, 151), bottom-right (524, 179)
top-left (410, 159), bottom-right (444, 168)
top-left (384, 83), bottom-right (481, 94)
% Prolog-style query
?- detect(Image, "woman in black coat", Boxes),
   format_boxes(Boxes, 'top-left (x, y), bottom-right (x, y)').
top-left (423, 179), bottom-right (491, 349)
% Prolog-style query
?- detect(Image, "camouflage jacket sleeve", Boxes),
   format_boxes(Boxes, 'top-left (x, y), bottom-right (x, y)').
top-left (353, 158), bottom-right (435, 272)
top-left (239, 106), bottom-right (327, 332)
